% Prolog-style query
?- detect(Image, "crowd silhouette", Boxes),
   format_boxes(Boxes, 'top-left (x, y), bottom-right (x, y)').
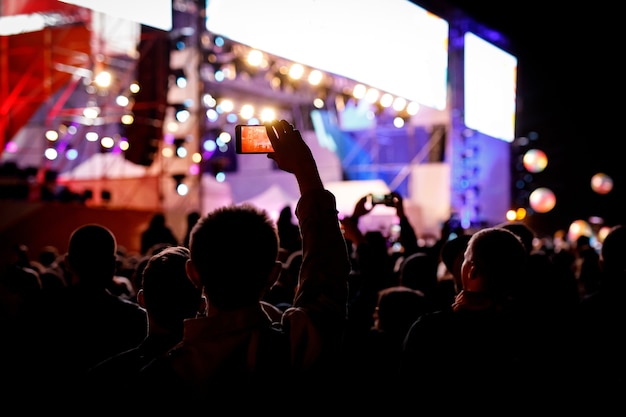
top-left (1, 121), bottom-right (626, 413)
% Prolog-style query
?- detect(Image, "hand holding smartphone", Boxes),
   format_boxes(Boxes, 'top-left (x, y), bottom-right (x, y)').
top-left (370, 193), bottom-right (396, 207)
top-left (235, 124), bottom-right (275, 154)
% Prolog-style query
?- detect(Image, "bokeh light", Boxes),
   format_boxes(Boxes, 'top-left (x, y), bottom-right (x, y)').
top-left (523, 149), bottom-right (548, 173)
top-left (590, 172), bottom-right (613, 195)
top-left (529, 187), bottom-right (556, 213)
top-left (597, 226), bottom-right (612, 244)
top-left (568, 219), bottom-right (592, 243)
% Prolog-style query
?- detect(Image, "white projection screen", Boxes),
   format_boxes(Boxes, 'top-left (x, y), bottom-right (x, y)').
top-left (205, 0), bottom-right (449, 110)
top-left (464, 32), bottom-right (518, 142)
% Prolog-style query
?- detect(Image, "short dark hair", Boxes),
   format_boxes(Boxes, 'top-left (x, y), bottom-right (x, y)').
top-left (189, 203), bottom-right (279, 310)
top-left (601, 224), bottom-right (626, 274)
top-left (67, 224), bottom-right (116, 286)
top-left (142, 245), bottom-right (202, 326)
top-left (467, 227), bottom-right (527, 298)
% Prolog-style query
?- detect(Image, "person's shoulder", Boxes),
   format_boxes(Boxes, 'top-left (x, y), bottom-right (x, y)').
top-left (405, 309), bottom-right (452, 337)
top-left (88, 346), bottom-right (142, 378)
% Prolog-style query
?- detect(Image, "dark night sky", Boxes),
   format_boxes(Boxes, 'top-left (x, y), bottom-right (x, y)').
top-left (417, 0), bottom-right (625, 237)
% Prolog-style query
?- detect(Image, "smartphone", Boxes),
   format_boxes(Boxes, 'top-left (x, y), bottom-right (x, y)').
top-left (370, 193), bottom-right (396, 206)
top-left (235, 124), bottom-right (274, 154)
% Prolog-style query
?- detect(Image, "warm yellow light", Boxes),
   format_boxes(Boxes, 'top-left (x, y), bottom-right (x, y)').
top-left (240, 104), bottom-right (254, 119)
top-left (352, 84), bottom-right (366, 99)
top-left (288, 63), bottom-right (304, 80)
top-left (365, 88), bottom-right (380, 104)
top-left (505, 210), bottom-right (517, 221)
top-left (218, 99), bottom-right (234, 112)
top-left (406, 101), bottom-right (420, 115)
top-left (246, 49), bottom-right (264, 67)
top-left (308, 70), bottom-right (323, 86)
top-left (260, 108), bottom-right (276, 122)
top-left (380, 93), bottom-right (393, 108)
top-left (95, 70), bottom-right (112, 88)
top-left (393, 97), bottom-right (407, 112)
top-left (100, 136), bottom-right (114, 149)
top-left (45, 130), bottom-right (59, 141)
top-left (121, 114), bottom-right (134, 125)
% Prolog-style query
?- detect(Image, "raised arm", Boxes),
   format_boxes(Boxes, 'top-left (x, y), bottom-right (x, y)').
top-left (265, 120), bottom-right (350, 369)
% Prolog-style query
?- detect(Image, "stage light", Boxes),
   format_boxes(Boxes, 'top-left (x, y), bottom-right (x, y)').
top-left (308, 69), bottom-right (323, 86)
top-left (45, 130), bottom-right (59, 141)
top-left (172, 174), bottom-right (188, 196)
top-left (523, 149), bottom-right (548, 173)
top-left (171, 103), bottom-right (191, 123)
top-left (170, 68), bottom-right (187, 88)
top-left (94, 70), bottom-right (112, 88)
top-left (173, 138), bottom-right (187, 158)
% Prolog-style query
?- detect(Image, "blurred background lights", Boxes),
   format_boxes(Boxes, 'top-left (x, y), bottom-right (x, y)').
top-left (100, 136), bottom-right (114, 149)
top-left (597, 225), bottom-right (612, 243)
top-left (5, 141), bottom-right (18, 153)
top-left (116, 95), bottom-right (129, 107)
top-left (529, 187), bottom-right (556, 213)
top-left (393, 117), bottom-right (405, 128)
top-left (45, 130), bottom-right (59, 141)
top-left (591, 172), bottom-right (613, 195)
top-left (44, 148), bottom-right (58, 160)
top-left (240, 104), bottom-right (254, 119)
top-left (176, 183), bottom-right (188, 196)
top-left (94, 70), bottom-right (112, 88)
top-left (260, 108), bottom-right (276, 122)
top-left (308, 69), bottom-right (323, 86)
top-left (65, 148), bottom-right (78, 160)
top-left (406, 101), bottom-right (420, 115)
top-left (568, 219), bottom-right (592, 243)
top-left (219, 131), bottom-right (231, 143)
top-left (203, 139), bottom-right (217, 152)
top-left (523, 148), bottom-right (548, 173)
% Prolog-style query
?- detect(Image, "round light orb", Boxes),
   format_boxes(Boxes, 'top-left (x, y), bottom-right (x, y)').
top-left (591, 172), bottom-right (613, 195)
top-left (597, 226), bottom-right (612, 243)
top-left (523, 149), bottom-right (548, 173)
top-left (529, 187), bottom-right (556, 213)
top-left (568, 219), bottom-right (592, 243)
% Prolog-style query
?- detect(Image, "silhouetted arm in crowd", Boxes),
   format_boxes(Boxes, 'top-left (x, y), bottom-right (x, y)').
top-left (390, 191), bottom-right (419, 255)
top-left (266, 120), bottom-right (351, 371)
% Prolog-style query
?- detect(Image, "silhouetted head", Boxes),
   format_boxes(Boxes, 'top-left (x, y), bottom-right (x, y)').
top-left (188, 203), bottom-right (279, 310)
top-left (149, 213), bottom-right (167, 228)
top-left (498, 221), bottom-right (535, 255)
top-left (140, 245), bottom-right (203, 328)
top-left (600, 224), bottom-right (626, 276)
top-left (374, 286), bottom-right (427, 336)
top-left (399, 252), bottom-right (438, 295)
top-left (440, 234), bottom-right (471, 291)
top-left (66, 224), bottom-right (117, 288)
top-left (462, 227), bottom-right (527, 299)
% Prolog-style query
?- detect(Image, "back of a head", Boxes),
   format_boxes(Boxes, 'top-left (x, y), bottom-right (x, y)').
top-left (67, 224), bottom-right (116, 287)
top-left (141, 245), bottom-right (202, 326)
top-left (467, 227), bottom-right (527, 298)
top-left (149, 213), bottom-right (166, 228)
top-left (39, 245), bottom-right (60, 267)
top-left (399, 252), bottom-right (438, 294)
top-left (600, 224), bottom-right (626, 275)
top-left (441, 234), bottom-right (471, 274)
top-left (376, 286), bottom-right (427, 335)
top-left (498, 222), bottom-right (535, 255)
top-left (189, 203), bottom-right (279, 310)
